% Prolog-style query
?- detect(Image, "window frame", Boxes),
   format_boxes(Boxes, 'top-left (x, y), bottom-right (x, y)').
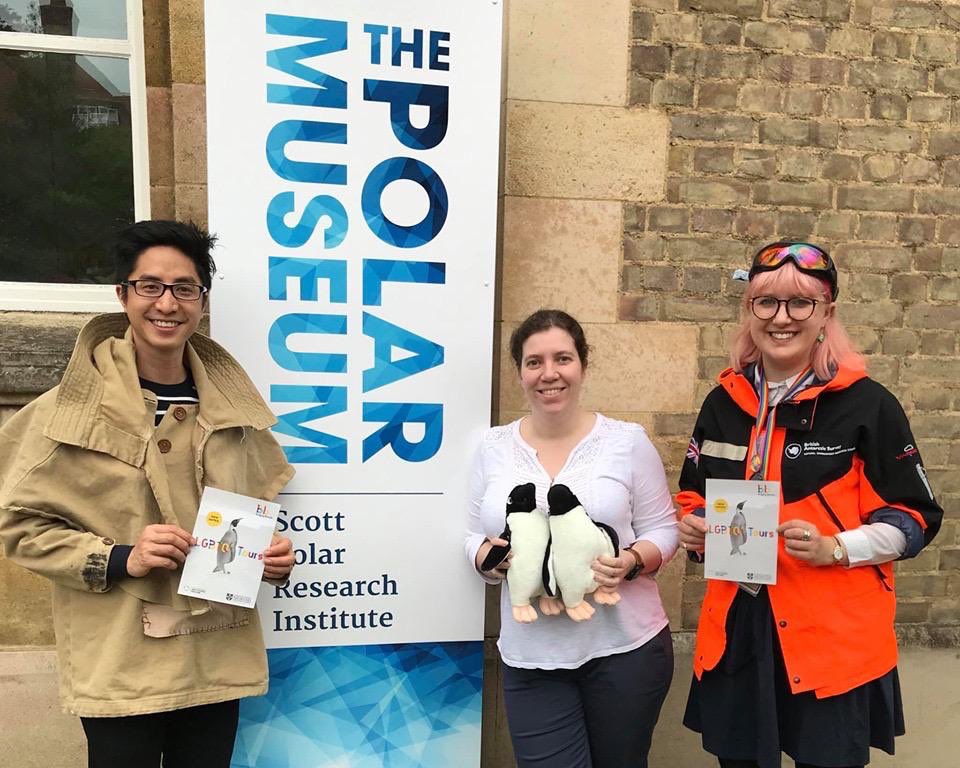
top-left (0, 0), bottom-right (150, 312)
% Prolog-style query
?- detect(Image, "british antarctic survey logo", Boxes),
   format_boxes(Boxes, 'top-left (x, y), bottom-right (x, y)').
top-left (785, 441), bottom-right (854, 459)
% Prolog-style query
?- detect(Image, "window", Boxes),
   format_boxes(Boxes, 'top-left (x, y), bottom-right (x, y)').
top-left (0, 0), bottom-right (148, 311)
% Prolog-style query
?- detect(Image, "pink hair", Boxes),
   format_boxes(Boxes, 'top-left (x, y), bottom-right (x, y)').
top-left (730, 262), bottom-right (865, 380)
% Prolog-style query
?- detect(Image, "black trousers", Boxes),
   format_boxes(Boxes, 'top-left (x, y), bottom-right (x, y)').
top-left (80, 699), bottom-right (239, 768)
top-left (501, 625), bottom-right (673, 768)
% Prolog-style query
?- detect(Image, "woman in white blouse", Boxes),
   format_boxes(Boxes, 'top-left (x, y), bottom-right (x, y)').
top-left (465, 309), bottom-right (679, 768)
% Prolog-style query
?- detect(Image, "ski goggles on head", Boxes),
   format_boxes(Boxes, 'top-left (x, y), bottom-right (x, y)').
top-left (748, 241), bottom-right (838, 300)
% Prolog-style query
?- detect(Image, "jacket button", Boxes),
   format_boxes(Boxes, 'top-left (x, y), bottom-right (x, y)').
top-left (101, 537), bottom-right (115, 546)
top-left (158, 439), bottom-right (172, 453)
top-left (779, 620), bottom-right (787, 628)
top-left (801, 418), bottom-right (808, 424)
top-left (793, 676), bottom-right (801, 684)
top-left (173, 406), bottom-right (187, 420)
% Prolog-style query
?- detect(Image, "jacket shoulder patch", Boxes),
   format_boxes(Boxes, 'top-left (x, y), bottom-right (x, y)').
top-left (701, 440), bottom-right (748, 462)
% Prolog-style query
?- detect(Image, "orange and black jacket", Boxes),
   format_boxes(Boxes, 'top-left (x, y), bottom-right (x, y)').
top-left (677, 363), bottom-right (942, 699)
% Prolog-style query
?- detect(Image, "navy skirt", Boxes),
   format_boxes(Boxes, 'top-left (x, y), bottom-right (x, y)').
top-left (683, 588), bottom-right (904, 768)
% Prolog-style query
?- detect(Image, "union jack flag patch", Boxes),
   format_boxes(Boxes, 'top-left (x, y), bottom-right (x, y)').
top-left (686, 437), bottom-right (700, 466)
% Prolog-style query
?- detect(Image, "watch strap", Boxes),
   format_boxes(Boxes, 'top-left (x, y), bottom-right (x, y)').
top-left (623, 546), bottom-right (644, 581)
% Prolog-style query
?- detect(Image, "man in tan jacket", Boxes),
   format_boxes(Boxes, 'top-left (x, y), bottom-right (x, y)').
top-left (0, 220), bottom-right (295, 767)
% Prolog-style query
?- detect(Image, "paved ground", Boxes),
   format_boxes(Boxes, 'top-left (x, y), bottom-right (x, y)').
top-left (3, 646), bottom-right (956, 767)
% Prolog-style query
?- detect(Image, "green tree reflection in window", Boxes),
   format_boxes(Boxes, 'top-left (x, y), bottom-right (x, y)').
top-left (0, 2), bottom-right (134, 284)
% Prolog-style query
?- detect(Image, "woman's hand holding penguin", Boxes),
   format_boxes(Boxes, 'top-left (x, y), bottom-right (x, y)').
top-left (476, 537), bottom-right (512, 581)
top-left (591, 551), bottom-right (631, 589)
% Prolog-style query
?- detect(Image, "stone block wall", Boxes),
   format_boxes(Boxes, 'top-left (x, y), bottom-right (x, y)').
top-left (623, 0), bottom-right (960, 635)
top-left (0, 313), bottom-right (92, 646)
top-left (149, 0), bottom-right (207, 225)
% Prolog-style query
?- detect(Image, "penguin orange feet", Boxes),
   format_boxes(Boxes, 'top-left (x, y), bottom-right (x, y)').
top-left (564, 601), bottom-right (596, 622)
top-left (512, 604), bottom-right (539, 623)
top-left (538, 596), bottom-right (563, 616)
top-left (593, 587), bottom-right (621, 606)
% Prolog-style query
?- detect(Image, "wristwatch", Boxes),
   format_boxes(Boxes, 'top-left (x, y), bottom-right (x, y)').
top-left (831, 535), bottom-right (845, 565)
top-left (623, 546), bottom-right (645, 581)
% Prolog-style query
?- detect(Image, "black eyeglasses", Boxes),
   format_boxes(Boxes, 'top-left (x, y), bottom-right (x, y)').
top-left (750, 296), bottom-right (819, 321)
top-left (120, 280), bottom-right (208, 301)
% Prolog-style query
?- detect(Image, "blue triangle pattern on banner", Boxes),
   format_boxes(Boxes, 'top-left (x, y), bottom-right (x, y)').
top-left (232, 641), bottom-right (483, 768)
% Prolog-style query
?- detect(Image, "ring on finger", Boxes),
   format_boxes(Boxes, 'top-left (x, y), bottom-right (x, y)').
top-left (801, 529), bottom-right (811, 542)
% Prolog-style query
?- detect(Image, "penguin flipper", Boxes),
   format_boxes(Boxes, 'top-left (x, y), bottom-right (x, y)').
top-left (594, 522), bottom-right (620, 555)
top-left (541, 536), bottom-right (557, 598)
top-left (479, 524), bottom-right (512, 572)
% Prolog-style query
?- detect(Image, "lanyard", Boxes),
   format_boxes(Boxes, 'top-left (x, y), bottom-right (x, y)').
top-left (748, 364), bottom-right (815, 480)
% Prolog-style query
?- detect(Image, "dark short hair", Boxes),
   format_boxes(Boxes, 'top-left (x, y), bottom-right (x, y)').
top-left (509, 309), bottom-right (589, 370)
top-left (115, 220), bottom-right (217, 289)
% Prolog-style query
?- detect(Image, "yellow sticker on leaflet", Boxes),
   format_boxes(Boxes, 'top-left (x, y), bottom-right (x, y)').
top-left (206, 511), bottom-right (222, 527)
top-left (713, 498), bottom-right (728, 514)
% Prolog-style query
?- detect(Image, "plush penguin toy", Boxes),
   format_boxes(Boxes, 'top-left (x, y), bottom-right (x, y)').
top-left (546, 484), bottom-right (620, 622)
top-left (213, 519), bottom-right (240, 574)
top-left (480, 483), bottom-right (560, 622)
top-left (730, 501), bottom-right (747, 555)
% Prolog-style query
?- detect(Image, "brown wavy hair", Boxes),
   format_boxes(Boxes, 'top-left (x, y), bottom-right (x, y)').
top-left (509, 309), bottom-right (589, 370)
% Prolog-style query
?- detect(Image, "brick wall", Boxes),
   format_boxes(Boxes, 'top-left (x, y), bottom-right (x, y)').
top-left (626, 0), bottom-right (959, 634)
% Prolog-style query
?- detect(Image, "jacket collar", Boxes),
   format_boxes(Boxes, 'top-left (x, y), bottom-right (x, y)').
top-left (718, 361), bottom-right (868, 415)
top-left (44, 314), bottom-right (277, 466)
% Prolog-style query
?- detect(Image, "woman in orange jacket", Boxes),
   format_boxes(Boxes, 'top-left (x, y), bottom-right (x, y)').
top-left (677, 241), bottom-right (942, 768)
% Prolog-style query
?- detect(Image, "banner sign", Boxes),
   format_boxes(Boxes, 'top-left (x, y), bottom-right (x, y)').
top-left (205, 1), bottom-right (502, 764)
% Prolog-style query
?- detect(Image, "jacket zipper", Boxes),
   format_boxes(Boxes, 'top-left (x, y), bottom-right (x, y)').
top-left (814, 490), bottom-right (892, 591)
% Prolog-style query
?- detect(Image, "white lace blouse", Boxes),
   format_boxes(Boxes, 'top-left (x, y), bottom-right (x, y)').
top-left (464, 414), bottom-right (679, 669)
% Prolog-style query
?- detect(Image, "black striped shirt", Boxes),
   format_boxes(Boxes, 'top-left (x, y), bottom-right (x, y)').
top-left (139, 375), bottom-right (199, 427)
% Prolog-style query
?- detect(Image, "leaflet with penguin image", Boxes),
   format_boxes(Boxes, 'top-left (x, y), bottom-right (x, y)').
top-left (178, 486), bottom-right (279, 607)
top-left (704, 479), bottom-right (780, 586)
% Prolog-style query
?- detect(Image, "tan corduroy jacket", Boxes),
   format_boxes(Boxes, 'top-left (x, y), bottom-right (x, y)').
top-left (0, 314), bottom-right (294, 716)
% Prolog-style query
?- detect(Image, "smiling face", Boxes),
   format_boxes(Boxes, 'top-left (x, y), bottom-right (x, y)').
top-left (747, 269), bottom-right (834, 381)
top-left (518, 326), bottom-right (585, 416)
top-left (116, 245), bottom-right (205, 366)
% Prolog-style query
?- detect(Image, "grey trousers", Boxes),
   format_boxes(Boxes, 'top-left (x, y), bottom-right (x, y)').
top-left (502, 625), bottom-right (674, 768)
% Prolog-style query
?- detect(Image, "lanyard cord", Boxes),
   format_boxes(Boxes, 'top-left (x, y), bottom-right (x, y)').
top-left (748, 364), bottom-right (816, 480)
